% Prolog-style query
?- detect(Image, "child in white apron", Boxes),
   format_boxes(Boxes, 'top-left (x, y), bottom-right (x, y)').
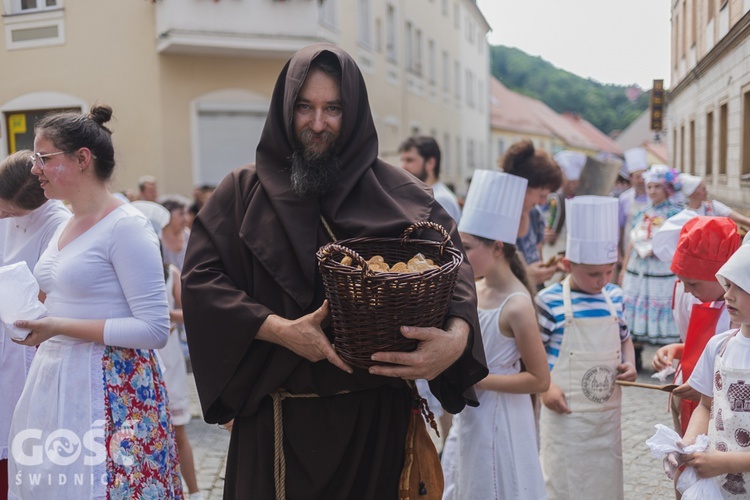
top-left (536, 196), bottom-right (638, 500)
top-left (674, 244), bottom-right (750, 498)
top-left (651, 216), bottom-right (739, 434)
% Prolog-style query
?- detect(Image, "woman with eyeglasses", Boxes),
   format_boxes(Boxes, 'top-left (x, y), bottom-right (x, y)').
top-left (0, 150), bottom-right (70, 500)
top-left (7, 105), bottom-right (183, 500)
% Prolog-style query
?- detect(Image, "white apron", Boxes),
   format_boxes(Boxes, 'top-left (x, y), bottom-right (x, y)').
top-left (708, 331), bottom-right (750, 499)
top-left (540, 276), bottom-right (623, 500)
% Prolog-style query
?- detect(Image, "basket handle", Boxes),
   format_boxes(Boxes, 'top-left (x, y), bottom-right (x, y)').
top-left (318, 243), bottom-right (373, 279)
top-left (400, 221), bottom-right (452, 256)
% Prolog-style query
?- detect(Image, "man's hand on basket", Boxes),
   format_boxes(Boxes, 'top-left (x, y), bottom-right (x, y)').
top-left (257, 300), bottom-right (353, 374)
top-left (368, 317), bottom-right (469, 380)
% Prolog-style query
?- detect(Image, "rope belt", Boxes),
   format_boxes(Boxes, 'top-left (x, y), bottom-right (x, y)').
top-left (271, 389), bottom-right (350, 500)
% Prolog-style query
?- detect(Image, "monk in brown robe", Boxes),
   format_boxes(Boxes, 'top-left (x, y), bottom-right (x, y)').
top-left (181, 43), bottom-right (488, 499)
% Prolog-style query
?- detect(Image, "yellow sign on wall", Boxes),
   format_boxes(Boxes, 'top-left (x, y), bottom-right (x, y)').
top-left (8, 114), bottom-right (27, 154)
top-left (650, 80), bottom-right (665, 132)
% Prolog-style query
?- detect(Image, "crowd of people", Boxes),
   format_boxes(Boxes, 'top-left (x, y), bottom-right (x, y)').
top-left (1, 42), bottom-right (750, 499)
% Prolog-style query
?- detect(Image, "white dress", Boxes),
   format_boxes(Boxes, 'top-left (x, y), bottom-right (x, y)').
top-left (159, 265), bottom-right (191, 426)
top-left (442, 293), bottom-right (547, 500)
top-left (0, 200), bottom-right (70, 461)
top-left (8, 204), bottom-right (181, 500)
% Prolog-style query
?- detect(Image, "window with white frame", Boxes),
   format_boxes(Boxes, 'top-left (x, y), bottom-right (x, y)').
top-left (456, 136), bottom-right (462, 171)
top-left (375, 17), bottom-right (382, 52)
top-left (4, 0), bottom-right (65, 50)
top-left (386, 4), bottom-right (397, 63)
top-left (442, 50), bottom-right (450, 92)
top-left (453, 2), bottom-right (459, 29)
top-left (414, 28), bottom-right (422, 75)
top-left (442, 0), bottom-right (448, 16)
top-left (443, 132), bottom-right (451, 176)
top-left (319, 0), bottom-right (338, 29)
top-left (466, 70), bottom-right (474, 107)
top-left (478, 80), bottom-right (484, 113)
top-left (428, 39), bottom-right (436, 84)
top-left (454, 61), bottom-right (461, 99)
top-left (357, 0), bottom-right (372, 49)
top-left (405, 21), bottom-right (413, 71)
top-left (13, 0), bottom-right (59, 13)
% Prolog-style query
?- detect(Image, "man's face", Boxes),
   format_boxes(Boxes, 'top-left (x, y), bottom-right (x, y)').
top-left (293, 68), bottom-right (342, 157)
top-left (631, 170), bottom-right (645, 190)
top-left (289, 67), bottom-right (344, 198)
top-left (141, 182), bottom-right (158, 202)
top-left (400, 147), bottom-right (428, 182)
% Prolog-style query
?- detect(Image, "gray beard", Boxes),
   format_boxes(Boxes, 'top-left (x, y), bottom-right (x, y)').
top-left (290, 143), bottom-right (342, 198)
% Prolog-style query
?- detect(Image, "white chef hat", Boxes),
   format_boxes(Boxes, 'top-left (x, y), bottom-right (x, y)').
top-left (678, 173), bottom-right (703, 197)
top-left (565, 195), bottom-right (619, 264)
top-left (132, 200), bottom-right (171, 236)
top-left (554, 150), bottom-right (587, 181)
top-left (652, 210), bottom-right (699, 263)
top-left (624, 147), bottom-right (648, 174)
top-left (458, 170), bottom-right (528, 244)
top-left (716, 244), bottom-right (750, 294)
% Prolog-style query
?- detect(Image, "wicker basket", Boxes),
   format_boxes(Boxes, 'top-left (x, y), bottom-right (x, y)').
top-left (316, 221), bottom-right (463, 369)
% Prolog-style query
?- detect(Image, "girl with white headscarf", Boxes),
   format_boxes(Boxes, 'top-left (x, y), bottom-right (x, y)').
top-left (678, 173), bottom-right (750, 228)
top-left (620, 165), bottom-right (682, 348)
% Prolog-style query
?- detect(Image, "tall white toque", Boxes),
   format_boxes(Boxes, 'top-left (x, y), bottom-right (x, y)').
top-left (458, 169), bottom-right (528, 244)
top-left (624, 147), bottom-right (648, 174)
top-left (565, 195), bottom-right (619, 265)
top-left (554, 150), bottom-right (587, 181)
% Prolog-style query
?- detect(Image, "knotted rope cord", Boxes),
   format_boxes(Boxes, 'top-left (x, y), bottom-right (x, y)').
top-left (272, 389), bottom-right (350, 500)
top-left (405, 380), bottom-right (439, 437)
top-left (268, 216), bottom-right (343, 498)
top-left (320, 215), bottom-right (337, 242)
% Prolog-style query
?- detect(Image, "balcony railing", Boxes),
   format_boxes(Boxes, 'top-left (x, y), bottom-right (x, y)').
top-left (155, 0), bottom-right (337, 57)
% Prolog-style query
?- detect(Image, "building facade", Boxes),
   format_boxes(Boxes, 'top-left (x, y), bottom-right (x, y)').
top-left (1, 0), bottom-right (489, 196)
top-left (668, 0), bottom-right (750, 211)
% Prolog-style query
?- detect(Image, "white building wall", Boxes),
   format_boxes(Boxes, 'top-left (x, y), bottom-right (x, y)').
top-left (668, 35), bottom-right (750, 210)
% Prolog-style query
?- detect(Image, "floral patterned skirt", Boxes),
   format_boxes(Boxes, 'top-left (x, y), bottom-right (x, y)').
top-left (103, 347), bottom-right (183, 499)
top-left (622, 252), bottom-right (679, 345)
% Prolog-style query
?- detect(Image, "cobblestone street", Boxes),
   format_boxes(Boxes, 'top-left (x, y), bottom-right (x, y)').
top-left (185, 343), bottom-right (678, 499)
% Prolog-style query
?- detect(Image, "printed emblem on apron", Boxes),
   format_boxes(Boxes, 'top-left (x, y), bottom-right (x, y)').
top-left (728, 381), bottom-right (750, 412)
top-left (707, 330), bottom-right (750, 499)
top-left (722, 473), bottom-right (747, 495)
top-left (735, 428), bottom-right (750, 447)
top-left (582, 365), bottom-right (616, 403)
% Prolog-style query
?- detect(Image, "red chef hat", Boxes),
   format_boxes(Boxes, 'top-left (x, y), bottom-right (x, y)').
top-left (670, 216), bottom-right (741, 281)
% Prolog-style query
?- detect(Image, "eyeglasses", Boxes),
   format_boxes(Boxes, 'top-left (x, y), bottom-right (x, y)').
top-left (29, 151), bottom-right (67, 171)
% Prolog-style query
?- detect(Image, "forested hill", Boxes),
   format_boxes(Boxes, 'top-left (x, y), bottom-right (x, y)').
top-left (490, 45), bottom-right (650, 135)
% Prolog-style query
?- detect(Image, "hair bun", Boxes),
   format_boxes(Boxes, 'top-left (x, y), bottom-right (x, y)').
top-left (88, 104), bottom-right (113, 127)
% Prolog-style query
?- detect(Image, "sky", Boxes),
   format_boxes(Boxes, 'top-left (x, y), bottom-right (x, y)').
top-left (475, 0), bottom-right (672, 90)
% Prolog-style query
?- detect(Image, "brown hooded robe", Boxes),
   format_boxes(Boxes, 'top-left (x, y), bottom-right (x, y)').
top-left (182, 44), bottom-right (487, 500)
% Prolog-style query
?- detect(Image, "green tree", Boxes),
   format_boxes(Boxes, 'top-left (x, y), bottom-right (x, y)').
top-left (490, 45), bottom-right (651, 135)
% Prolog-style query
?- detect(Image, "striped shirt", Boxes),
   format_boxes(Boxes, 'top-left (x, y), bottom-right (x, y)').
top-left (535, 282), bottom-right (630, 370)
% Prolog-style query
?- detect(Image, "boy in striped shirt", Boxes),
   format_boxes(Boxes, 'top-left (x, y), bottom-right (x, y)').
top-left (536, 196), bottom-right (636, 499)
top-left (536, 281), bottom-right (630, 371)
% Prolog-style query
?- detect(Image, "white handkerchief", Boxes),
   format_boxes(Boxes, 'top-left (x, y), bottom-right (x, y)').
top-left (0, 261), bottom-right (47, 341)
